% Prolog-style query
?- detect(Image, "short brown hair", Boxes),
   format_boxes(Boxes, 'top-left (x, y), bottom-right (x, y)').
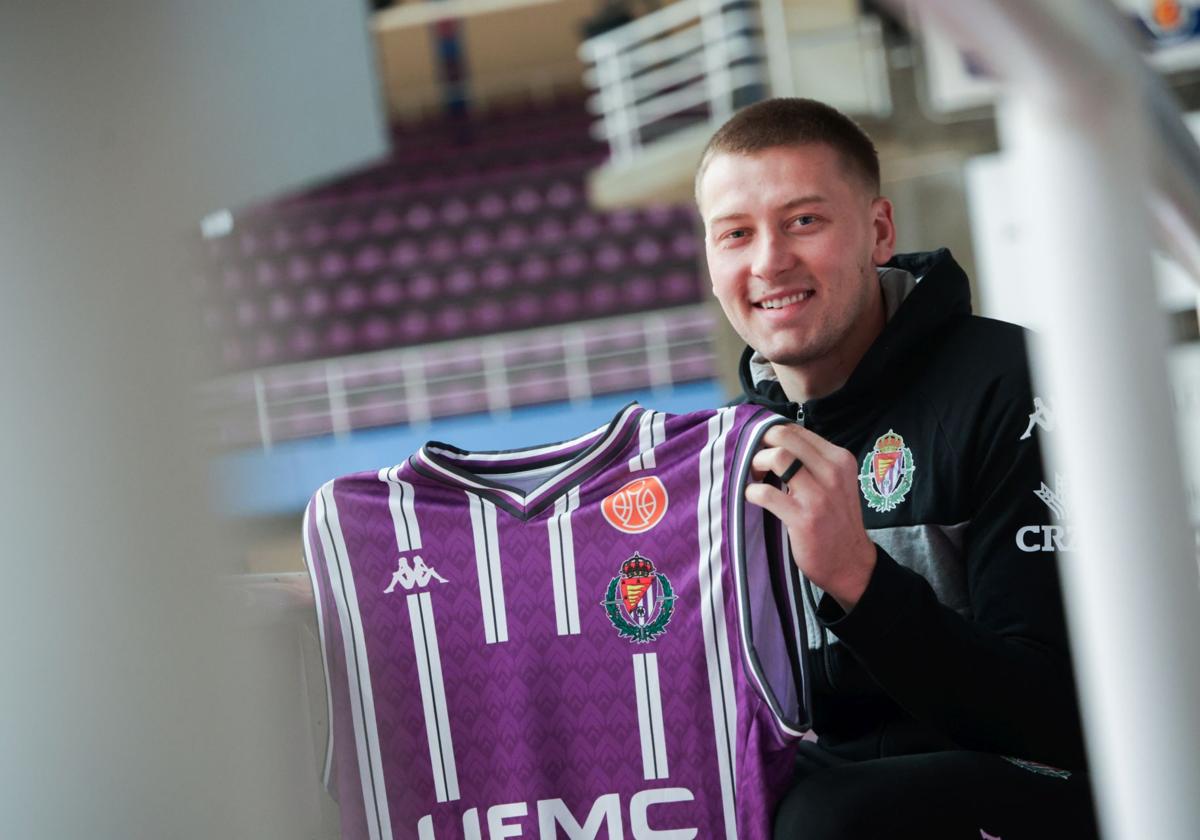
top-left (695, 98), bottom-right (880, 202)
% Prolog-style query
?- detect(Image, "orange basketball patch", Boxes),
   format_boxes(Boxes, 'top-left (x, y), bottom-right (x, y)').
top-left (601, 476), bottom-right (669, 534)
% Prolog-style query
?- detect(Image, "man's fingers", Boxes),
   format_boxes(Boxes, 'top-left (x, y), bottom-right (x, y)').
top-left (744, 481), bottom-right (793, 519)
top-left (760, 424), bottom-right (855, 484)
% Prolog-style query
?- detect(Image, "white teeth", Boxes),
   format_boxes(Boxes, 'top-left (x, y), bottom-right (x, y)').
top-left (758, 291), bottom-right (812, 309)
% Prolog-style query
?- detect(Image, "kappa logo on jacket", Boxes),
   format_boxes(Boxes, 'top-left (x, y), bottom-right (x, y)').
top-left (858, 430), bottom-right (915, 513)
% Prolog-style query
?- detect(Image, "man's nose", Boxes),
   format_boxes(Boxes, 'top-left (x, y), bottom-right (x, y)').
top-left (750, 229), bottom-right (796, 280)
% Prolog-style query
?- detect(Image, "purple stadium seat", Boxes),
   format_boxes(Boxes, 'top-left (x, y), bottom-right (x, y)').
top-left (361, 315), bottom-right (393, 349)
top-left (319, 251), bottom-right (349, 281)
top-left (594, 242), bottom-right (625, 273)
top-left (324, 319), bottom-right (357, 355)
top-left (480, 261), bottom-right (514, 290)
top-left (445, 266), bottom-right (476, 297)
top-left (545, 180), bottom-right (578, 209)
top-left (371, 276), bottom-right (405, 308)
top-left (398, 309), bottom-right (431, 343)
top-left (286, 325), bottom-right (319, 358)
top-left (644, 205), bottom-right (674, 227)
top-left (497, 221), bottom-right (529, 250)
top-left (535, 216), bottom-right (567, 246)
top-left (517, 254), bottom-right (551, 285)
top-left (633, 236), bottom-right (664, 266)
top-left (477, 192), bottom-right (506, 220)
top-left (335, 282), bottom-right (367, 314)
top-left (408, 271), bottom-right (438, 303)
top-left (302, 221), bottom-right (330, 248)
top-left (406, 203), bottom-right (435, 230)
top-left (434, 305), bottom-right (469, 338)
top-left (585, 281), bottom-right (618, 314)
top-left (548, 288), bottom-right (581, 320)
top-left (512, 187), bottom-right (542, 214)
top-left (370, 208), bottom-right (401, 236)
top-left (440, 198), bottom-right (471, 225)
top-left (267, 292), bottom-right (295, 323)
top-left (608, 208), bottom-right (637, 235)
top-left (471, 299), bottom-right (505, 331)
top-left (572, 212), bottom-right (602, 239)
top-left (354, 245), bottom-right (385, 275)
top-left (428, 234), bottom-right (458, 263)
top-left (389, 240), bottom-right (420, 270)
top-left (462, 227), bottom-right (493, 258)
top-left (556, 248), bottom-right (588, 278)
top-left (301, 288), bottom-right (331, 319)
top-left (335, 216), bottom-right (365, 243)
top-left (671, 232), bottom-right (698, 259)
top-left (286, 254), bottom-right (314, 285)
top-left (625, 274), bottom-right (657, 307)
top-left (663, 270), bottom-right (698, 301)
top-left (511, 293), bottom-right (543, 325)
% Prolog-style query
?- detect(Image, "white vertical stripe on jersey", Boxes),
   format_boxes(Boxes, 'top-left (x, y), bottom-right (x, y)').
top-left (548, 487), bottom-right (582, 636)
top-left (629, 410), bottom-right (657, 472)
top-left (633, 652), bottom-right (670, 780)
top-left (317, 483), bottom-right (393, 840)
top-left (379, 467), bottom-right (422, 553)
top-left (469, 493), bottom-right (509, 644)
top-left (408, 592), bottom-right (460, 803)
top-left (301, 501), bottom-right (336, 789)
top-left (652, 410), bottom-right (666, 449)
top-left (696, 408), bottom-right (740, 839)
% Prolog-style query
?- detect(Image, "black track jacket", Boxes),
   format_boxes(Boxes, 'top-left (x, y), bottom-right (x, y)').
top-left (738, 249), bottom-right (1087, 771)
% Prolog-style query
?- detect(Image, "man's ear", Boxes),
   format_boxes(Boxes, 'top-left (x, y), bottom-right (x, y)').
top-left (870, 196), bottom-right (896, 265)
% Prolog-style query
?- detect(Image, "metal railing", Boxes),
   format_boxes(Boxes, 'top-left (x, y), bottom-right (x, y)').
top-left (201, 305), bottom-right (718, 450)
top-left (579, 0), bottom-right (768, 165)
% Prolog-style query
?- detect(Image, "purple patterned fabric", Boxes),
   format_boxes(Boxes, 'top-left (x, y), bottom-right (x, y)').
top-left (303, 403), bottom-right (809, 839)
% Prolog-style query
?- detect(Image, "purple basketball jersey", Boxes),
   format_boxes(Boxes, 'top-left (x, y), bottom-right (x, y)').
top-left (303, 403), bottom-right (811, 839)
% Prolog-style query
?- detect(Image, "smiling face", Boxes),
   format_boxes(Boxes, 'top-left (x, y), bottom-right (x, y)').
top-left (699, 143), bottom-right (896, 398)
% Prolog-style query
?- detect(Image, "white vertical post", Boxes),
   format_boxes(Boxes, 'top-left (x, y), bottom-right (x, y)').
top-left (325, 360), bottom-right (350, 439)
top-left (253, 372), bottom-right (273, 452)
top-left (1000, 86), bottom-right (1200, 840)
top-left (758, 0), bottom-right (794, 97)
top-left (700, 0), bottom-right (735, 122)
top-left (564, 328), bottom-right (592, 404)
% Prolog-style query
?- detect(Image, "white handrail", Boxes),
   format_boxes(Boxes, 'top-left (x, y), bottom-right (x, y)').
top-left (891, 3), bottom-right (1200, 839)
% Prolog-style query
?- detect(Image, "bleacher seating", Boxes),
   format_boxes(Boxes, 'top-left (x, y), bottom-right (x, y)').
top-left (196, 97), bottom-right (706, 372)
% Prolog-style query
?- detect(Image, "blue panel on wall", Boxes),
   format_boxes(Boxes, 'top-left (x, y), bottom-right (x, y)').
top-left (212, 380), bottom-right (728, 516)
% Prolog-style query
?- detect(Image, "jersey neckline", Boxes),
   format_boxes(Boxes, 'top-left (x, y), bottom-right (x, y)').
top-left (409, 402), bottom-right (644, 521)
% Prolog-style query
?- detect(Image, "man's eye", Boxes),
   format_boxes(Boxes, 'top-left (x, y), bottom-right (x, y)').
top-left (791, 215), bottom-right (818, 227)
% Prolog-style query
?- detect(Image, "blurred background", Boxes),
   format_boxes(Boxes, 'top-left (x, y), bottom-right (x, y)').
top-left (3, 0), bottom-right (1198, 837)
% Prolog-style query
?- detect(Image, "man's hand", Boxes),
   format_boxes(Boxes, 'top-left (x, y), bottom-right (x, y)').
top-left (746, 424), bottom-right (876, 612)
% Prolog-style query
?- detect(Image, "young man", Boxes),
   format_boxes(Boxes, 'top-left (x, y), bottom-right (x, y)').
top-left (696, 98), bottom-right (1099, 838)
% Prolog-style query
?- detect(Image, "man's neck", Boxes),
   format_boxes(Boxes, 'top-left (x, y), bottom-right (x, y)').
top-left (772, 289), bottom-right (887, 405)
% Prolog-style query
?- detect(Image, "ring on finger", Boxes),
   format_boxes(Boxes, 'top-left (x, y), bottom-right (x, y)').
top-left (778, 458), bottom-right (803, 483)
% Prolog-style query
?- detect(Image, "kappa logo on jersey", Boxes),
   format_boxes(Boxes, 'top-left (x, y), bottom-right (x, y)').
top-left (858, 431), bottom-right (915, 513)
top-left (601, 476), bottom-right (669, 534)
top-left (1020, 396), bottom-right (1056, 440)
top-left (601, 552), bottom-right (676, 643)
top-left (384, 554), bottom-right (449, 593)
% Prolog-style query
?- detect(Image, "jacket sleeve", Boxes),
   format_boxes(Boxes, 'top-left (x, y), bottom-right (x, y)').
top-left (814, 372), bottom-right (1087, 771)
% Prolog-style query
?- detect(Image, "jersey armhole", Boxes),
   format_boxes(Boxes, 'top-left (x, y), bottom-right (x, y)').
top-left (729, 411), bottom-right (813, 738)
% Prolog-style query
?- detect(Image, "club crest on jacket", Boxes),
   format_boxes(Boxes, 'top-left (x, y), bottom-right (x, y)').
top-left (859, 430), bottom-right (915, 513)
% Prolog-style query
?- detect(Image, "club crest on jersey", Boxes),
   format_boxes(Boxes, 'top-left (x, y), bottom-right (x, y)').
top-left (601, 552), bottom-right (675, 643)
top-left (858, 430), bottom-right (915, 513)
top-left (601, 476), bottom-right (669, 534)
